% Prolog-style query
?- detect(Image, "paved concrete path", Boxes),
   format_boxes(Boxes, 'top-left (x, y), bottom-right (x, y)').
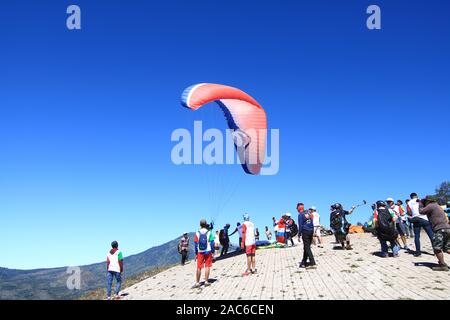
top-left (122, 233), bottom-right (450, 300)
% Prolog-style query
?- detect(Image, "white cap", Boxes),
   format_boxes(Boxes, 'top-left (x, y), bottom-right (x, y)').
top-left (310, 206), bottom-right (317, 211)
top-left (386, 197), bottom-right (394, 202)
top-left (285, 212), bottom-right (291, 217)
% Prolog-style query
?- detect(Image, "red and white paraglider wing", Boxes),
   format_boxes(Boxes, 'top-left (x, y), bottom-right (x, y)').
top-left (181, 83), bottom-right (267, 175)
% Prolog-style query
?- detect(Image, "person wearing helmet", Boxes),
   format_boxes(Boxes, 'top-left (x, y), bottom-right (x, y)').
top-left (310, 207), bottom-right (323, 248)
top-left (241, 213), bottom-right (257, 276)
top-left (329, 203), bottom-right (355, 250)
top-left (193, 219), bottom-right (216, 288)
top-left (374, 201), bottom-right (400, 257)
top-left (178, 232), bottom-right (190, 266)
top-left (386, 198), bottom-right (410, 251)
top-left (219, 224), bottom-right (231, 256)
top-left (284, 212), bottom-right (295, 247)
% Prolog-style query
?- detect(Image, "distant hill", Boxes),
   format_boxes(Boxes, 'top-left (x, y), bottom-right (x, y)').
top-left (0, 233), bottom-right (195, 300)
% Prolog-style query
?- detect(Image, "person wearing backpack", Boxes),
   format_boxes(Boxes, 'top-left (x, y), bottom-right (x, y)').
top-left (374, 201), bottom-right (400, 257)
top-left (178, 232), bottom-right (190, 266)
top-left (330, 203), bottom-right (355, 250)
top-left (193, 219), bottom-right (216, 288)
top-left (284, 213), bottom-right (295, 247)
top-left (219, 224), bottom-right (231, 256)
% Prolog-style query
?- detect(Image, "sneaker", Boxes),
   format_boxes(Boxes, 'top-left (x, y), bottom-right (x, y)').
top-left (413, 252), bottom-right (422, 257)
top-left (345, 245), bottom-right (353, 250)
top-left (204, 281), bottom-right (211, 287)
top-left (242, 270), bottom-right (251, 276)
top-left (432, 264), bottom-right (449, 271)
top-left (299, 263), bottom-right (306, 268)
top-left (251, 269), bottom-right (257, 274)
top-left (306, 264), bottom-right (317, 269)
top-left (191, 283), bottom-right (201, 289)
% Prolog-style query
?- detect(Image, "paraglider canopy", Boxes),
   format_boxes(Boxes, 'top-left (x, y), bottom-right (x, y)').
top-left (181, 83), bottom-right (267, 175)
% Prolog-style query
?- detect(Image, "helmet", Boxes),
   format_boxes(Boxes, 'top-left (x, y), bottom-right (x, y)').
top-left (332, 203), bottom-right (342, 210)
top-left (285, 212), bottom-right (291, 217)
top-left (376, 200), bottom-right (387, 208)
top-left (310, 206), bottom-right (316, 211)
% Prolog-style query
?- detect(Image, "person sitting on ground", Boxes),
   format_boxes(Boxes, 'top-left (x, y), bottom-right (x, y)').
top-left (241, 213), bottom-right (257, 276)
top-left (265, 226), bottom-right (272, 241)
top-left (106, 241), bottom-right (124, 300)
top-left (386, 197), bottom-right (410, 251)
top-left (374, 201), bottom-right (400, 258)
top-left (408, 192), bottom-right (434, 257)
top-left (178, 232), bottom-right (190, 266)
top-left (419, 198), bottom-right (450, 272)
top-left (330, 203), bottom-right (355, 250)
top-left (298, 205), bottom-right (316, 268)
top-left (193, 219), bottom-right (215, 288)
top-left (219, 224), bottom-right (231, 256)
top-left (310, 206), bottom-right (323, 248)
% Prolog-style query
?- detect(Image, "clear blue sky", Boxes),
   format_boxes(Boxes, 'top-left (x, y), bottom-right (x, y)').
top-left (1, 0), bottom-right (449, 269)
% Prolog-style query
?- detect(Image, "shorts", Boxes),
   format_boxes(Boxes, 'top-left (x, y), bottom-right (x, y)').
top-left (314, 226), bottom-right (321, 237)
top-left (245, 244), bottom-right (256, 256)
top-left (432, 229), bottom-right (450, 252)
top-left (197, 253), bottom-right (213, 269)
top-left (396, 221), bottom-right (406, 236)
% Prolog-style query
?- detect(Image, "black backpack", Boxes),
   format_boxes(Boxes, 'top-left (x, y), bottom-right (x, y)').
top-left (290, 222), bottom-right (299, 238)
top-left (219, 229), bottom-right (227, 245)
top-left (330, 211), bottom-right (343, 231)
top-left (376, 209), bottom-right (398, 241)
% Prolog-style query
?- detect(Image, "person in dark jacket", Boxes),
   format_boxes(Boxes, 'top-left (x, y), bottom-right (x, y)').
top-left (374, 201), bottom-right (400, 258)
top-left (420, 198), bottom-right (450, 271)
top-left (219, 224), bottom-right (231, 256)
top-left (178, 232), bottom-right (190, 265)
top-left (297, 203), bottom-right (316, 268)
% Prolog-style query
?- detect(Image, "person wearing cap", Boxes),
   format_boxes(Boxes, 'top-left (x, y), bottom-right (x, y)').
top-left (310, 207), bottom-right (323, 248)
top-left (193, 219), bottom-right (216, 288)
top-left (178, 232), bottom-right (190, 266)
top-left (419, 198), bottom-right (450, 271)
top-left (284, 212), bottom-right (295, 247)
top-left (106, 241), bottom-right (124, 300)
top-left (386, 197), bottom-right (410, 251)
top-left (241, 213), bottom-right (257, 276)
top-left (408, 192), bottom-right (433, 257)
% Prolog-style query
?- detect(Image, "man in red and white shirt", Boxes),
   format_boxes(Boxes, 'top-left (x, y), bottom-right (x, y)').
top-left (241, 213), bottom-right (257, 276)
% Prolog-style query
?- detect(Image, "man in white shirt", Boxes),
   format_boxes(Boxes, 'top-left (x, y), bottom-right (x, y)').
top-left (310, 207), bottom-right (323, 248)
top-left (409, 193), bottom-right (434, 257)
top-left (386, 197), bottom-right (409, 250)
top-left (241, 213), bottom-right (257, 276)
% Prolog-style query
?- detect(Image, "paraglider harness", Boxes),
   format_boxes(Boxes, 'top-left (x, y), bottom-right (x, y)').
top-left (331, 210), bottom-right (351, 237)
top-left (374, 207), bottom-right (398, 242)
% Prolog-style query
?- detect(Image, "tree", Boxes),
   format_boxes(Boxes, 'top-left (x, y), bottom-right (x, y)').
top-left (434, 181), bottom-right (450, 204)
